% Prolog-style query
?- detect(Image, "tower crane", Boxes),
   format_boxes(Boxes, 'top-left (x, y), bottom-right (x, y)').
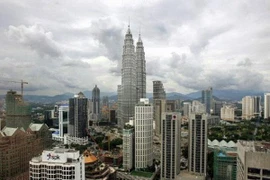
top-left (1, 80), bottom-right (28, 96)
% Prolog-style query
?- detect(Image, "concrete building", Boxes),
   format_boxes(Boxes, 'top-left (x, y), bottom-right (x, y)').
top-left (92, 85), bottom-right (100, 120)
top-left (189, 113), bottom-right (207, 177)
top-left (242, 96), bottom-right (261, 120)
top-left (213, 101), bottom-right (223, 116)
top-left (29, 147), bottom-right (85, 180)
top-left (221, 105), bottom-right (235, 122)
top-left (201, 87), bottom-right (213, 114)
top-left (69, 92), bottom-right (88, 138)
top-left (5, 90), bottom-right (31, 130)
top-left (191, 100), bottom-right (206, 114)
top-left (161, 112), bottom-right (181, 180)
top-left (264, 93), bottom-right (270, 119)
top-left (153, 81), bottom-right (166, 100)
top-left (136, 34), bottom-right (146, 103)
top-left (183, 102), bottom-right (191, 117)
top-left (153, 99), bottom-right (166, 135)
top-left (166, 100), bottom-right (176, 112)
top-left (0, 124), bottom-right (51, 180)
top-left (123, 126), bottom-right (135, 171)
top-left (58, 105), bottom-right (69, 140)
top-left (134, 98), bottom-right (153, 169)
top-left (237, 140), bottom-right (270, 180)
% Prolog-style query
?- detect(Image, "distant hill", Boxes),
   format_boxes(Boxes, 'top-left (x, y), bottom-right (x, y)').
top-left (0, 89), bottom-right (265, 104)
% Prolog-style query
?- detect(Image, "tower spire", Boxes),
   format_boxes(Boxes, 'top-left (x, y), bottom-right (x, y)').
top-left (127, 17), bottom-right (131, 34)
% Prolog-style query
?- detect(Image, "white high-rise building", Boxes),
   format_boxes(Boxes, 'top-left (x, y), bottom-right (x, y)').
top-left (264, 93), bottom-right (270, 119)
top-left (191, 100), bottom-right (206, 114)
top-left (189, 113), bottom-right (207, 177)
top-left (242, 96), bottom-right (261, 120)
top-left (220, 105), bottom-right (235, 122)
top-left (29, 147), bottom-right (85, 180)
top-left (161, 112), bottom-right (181, 180)
top-left (123, 127), bottom-right (134, 171)
top-left (183, 102), bottom-right (191, 117)
top-left (242, 96), bottom-right (254, 120)
top-left (58, 105), bottom-right (69, 139)
top-left (134, 98), bottom-right (153, 169)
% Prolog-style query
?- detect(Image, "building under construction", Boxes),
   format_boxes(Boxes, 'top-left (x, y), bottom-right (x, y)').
top-left (5, 90), bottom-right (31, 130)
top-left (213, 149), bottom-right (237, 180)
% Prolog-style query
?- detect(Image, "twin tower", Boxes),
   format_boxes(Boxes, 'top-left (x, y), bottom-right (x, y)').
top-left (118, 26), bottom-right (146, 127)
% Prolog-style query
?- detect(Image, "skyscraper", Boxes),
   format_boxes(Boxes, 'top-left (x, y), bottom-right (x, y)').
top-left (92, 85), bottom-right (100, 120)
top-left (5, 90), bottom-right (31, 130)
top-left (153, 81), bottom-right (166, 100)
top-left (189, 113), bottom-right (207, 177)
top-left (264, 93), bottom-right (270, 119)
top-left (154, 99), bottom-right (166, 135)
top-left (123, 126), bottom-right (135, 171)
top-left (136, 34), bottom-right (146, 102)
top-left (118, 26), bottom-right (137, 127)
top-left (161, 112), bottom-right (181, 180)
top-left (69, 92), bottom-right (88, 138)
top-left (134, 98), bottom-right (153, 169)
top-left (201, 87), bottom-right (213, 114)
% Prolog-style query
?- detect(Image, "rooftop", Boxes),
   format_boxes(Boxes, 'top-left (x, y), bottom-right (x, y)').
top-left (238, 140), bottom-right (270, 153)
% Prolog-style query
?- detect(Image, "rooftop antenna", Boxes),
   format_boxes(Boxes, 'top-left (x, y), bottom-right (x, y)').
top-left (128, 16), bottom-right (130, 28)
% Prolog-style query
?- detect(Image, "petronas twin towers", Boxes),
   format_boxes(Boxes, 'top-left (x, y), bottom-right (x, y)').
top-left (118, 25), bottom-right (146, 127)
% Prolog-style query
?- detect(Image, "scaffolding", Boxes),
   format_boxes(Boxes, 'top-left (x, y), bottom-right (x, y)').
top-left (213, 149), bottom-right (237, 180)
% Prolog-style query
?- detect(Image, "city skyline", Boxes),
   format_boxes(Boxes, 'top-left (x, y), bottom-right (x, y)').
top-left (0, 0), bottom-right (269, 95)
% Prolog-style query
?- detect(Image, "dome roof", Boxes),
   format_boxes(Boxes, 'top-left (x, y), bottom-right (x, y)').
top-left (84, 150), bottom-right (98, 164)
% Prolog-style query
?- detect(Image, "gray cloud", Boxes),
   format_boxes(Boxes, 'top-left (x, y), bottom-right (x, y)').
top-left (6, 25), bottom-right (61, 57)
top-left (0, 0), bottom-right (269, 95)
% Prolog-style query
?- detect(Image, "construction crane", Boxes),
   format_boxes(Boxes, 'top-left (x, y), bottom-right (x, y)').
top-left (2, 80), bottom-right (28, 96)
top-left (85, 128), bottom-right (103, 158)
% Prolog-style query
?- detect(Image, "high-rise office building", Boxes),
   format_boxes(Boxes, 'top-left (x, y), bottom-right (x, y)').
top-left (92, 85), bottom-right (100, 119)
top-left (189, 113), bottom-right (207, 177)
top-left (5, 90), bottom-right (31, 130)
top-left (201, 87), bottom-right (213, 114)
top-left (69, 92), bottom-right (88, 138)
top-left (161, 112), bottom-right (181, 180)
top-left (136, 34), bottom-right (146, 102)
top-left (242, 96), bottom-right (261, 120)
top-left (134, 98), bottom-right (153, 169)
top-left (29, 148), bottom-right (85, 180)
top-left (58, 105), bottom-right (69, 139)
top-left (264, 93), bottom-right (270, 119)
top-left (123, 126), bottom-right (135, 171)
top-left (153, 99), bottom-right (166, 135)
top-left (153, 81), bottom-right (166, 100)
top-left (118, 26), bottom-right (137, 128)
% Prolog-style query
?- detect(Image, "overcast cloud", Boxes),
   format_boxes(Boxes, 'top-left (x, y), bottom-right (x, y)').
top-left (0, 0), bottom-right (269, 95)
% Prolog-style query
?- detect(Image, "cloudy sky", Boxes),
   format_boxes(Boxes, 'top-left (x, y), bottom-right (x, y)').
top-left (0, 0), bottom-right (269, 95)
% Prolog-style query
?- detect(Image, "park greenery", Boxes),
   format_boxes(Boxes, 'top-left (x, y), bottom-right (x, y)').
top-left (208, 119), bottom-right (270, 142)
